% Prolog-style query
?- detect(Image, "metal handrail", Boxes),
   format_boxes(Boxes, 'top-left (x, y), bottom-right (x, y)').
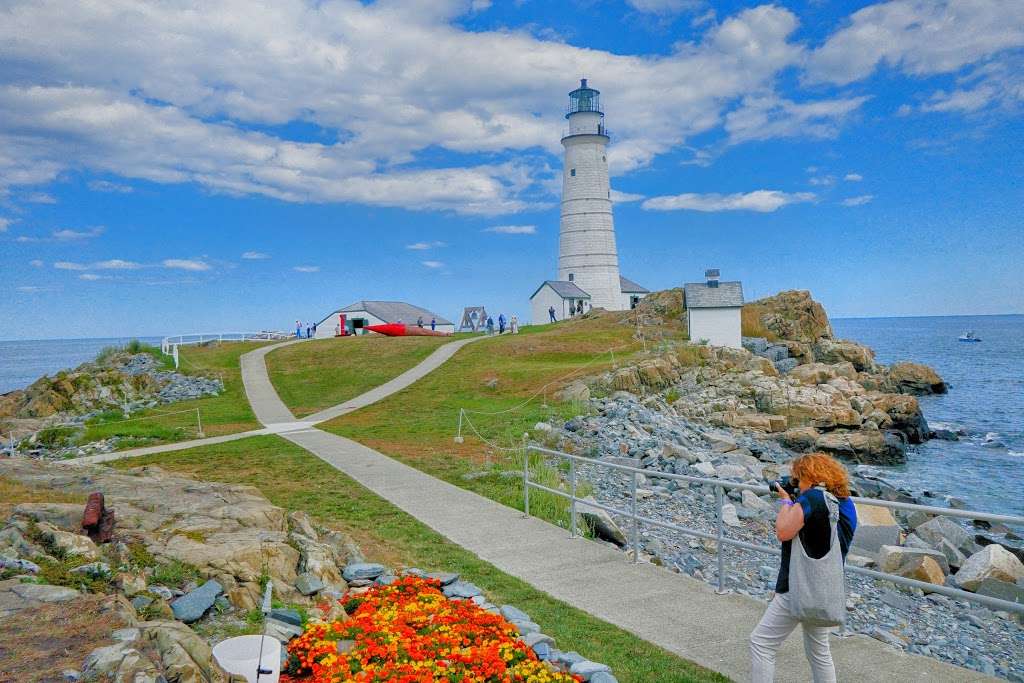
top-left (524, 445), bottom-right (1024, 616)
top-left (160, 331), bottom-right (293, 366)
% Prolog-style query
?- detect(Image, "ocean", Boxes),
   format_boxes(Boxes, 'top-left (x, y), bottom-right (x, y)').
top-left (833, 315), bottom-right (1024, 516)
top-left (0, 337), bottom-right (163, 395)
top-left (1, 317), bottom-right (1021, 514)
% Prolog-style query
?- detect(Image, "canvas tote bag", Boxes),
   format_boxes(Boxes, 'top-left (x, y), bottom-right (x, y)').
top-left (789, 488), bottom-right (846, 627)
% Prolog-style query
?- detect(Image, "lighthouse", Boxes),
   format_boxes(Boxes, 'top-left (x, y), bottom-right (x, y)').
top-left (530, 79), bottom-right (648, 324)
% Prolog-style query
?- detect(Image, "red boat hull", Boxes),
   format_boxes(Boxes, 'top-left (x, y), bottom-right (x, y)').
top-left (365, 324), bottom-right (451, 337)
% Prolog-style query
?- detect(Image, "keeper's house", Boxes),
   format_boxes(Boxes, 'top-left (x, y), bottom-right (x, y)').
top-left (683, 270), bottom-right (744, 349)
top-left (314, 300), bottom-right (454, 337)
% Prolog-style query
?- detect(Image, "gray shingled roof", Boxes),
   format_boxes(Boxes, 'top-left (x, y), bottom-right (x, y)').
top-left (619, 275), bottom-right (649, 293)
top-left (319, 300), bottom-right (453, 326)
top-left (684, 281), bottom-right (744, 308)
top-left (530, 280), bottom-right (591, 300)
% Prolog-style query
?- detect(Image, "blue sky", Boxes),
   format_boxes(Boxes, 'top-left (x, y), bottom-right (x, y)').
top-left (1, 0), bottom-right (1022, 339)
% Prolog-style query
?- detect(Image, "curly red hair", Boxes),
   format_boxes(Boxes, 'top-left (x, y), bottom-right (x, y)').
top-left (790, 452), bottom-right (851, 498)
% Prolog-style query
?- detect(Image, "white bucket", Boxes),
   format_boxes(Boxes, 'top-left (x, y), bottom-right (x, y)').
top-left (212, 635), bottom-right (282, 683)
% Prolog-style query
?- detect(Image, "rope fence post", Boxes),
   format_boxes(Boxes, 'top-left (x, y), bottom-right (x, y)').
top-left (454, 409), bottom-right (464, 444)
top-left (196, 408), bottom-right (204, 438)
top-left (522, 434), bottom-right (530, 519)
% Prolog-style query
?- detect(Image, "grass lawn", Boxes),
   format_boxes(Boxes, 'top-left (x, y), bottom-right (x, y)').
top-left (265, 335), bottom-right (457, 417)
top-left (79, 341), bottom-right (273, 449)
top-left (318, 312), bottom-right (687, 526)
top-left (116, 435), bottom-right (727, 683)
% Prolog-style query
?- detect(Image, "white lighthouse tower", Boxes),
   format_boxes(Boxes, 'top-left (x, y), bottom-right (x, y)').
top-left (530, 79), bottom-right (648, 324)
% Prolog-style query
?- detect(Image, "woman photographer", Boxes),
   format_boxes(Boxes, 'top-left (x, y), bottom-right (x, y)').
top-left (750, 452), bottom-right (858, 682)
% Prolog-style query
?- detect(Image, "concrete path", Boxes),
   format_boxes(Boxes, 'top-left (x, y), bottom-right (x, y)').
top-left (83, 334), bottom-right (994, 681)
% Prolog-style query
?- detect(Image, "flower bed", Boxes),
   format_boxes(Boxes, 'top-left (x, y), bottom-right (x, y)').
top-left (281, 576), bottom-right (582, 682)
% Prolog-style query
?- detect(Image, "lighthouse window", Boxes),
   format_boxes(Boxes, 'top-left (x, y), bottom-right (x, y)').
top-left (570, 168), bottom-right (576, 177)
top-left (602, 155), bottom-right (606, 162)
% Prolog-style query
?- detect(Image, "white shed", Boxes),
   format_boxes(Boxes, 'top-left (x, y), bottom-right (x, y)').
top-left (529, 281), bottom-right (591, 325)
top-left (683, 270), bottom-right (744, 349)
top-left (314, 300), bottom-right (455, 337)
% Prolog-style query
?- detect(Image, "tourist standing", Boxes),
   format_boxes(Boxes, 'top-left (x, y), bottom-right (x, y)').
top-left (510, 315), bottom-right (519, 334)
top-left (306, 323), bottom-right (311, 339)
top-left (417, 316), bottom-right (424, 328)
top-left (486, 316), bottom-right (494, 335)
top-left (296, 320), bottom-right (302, 338)
top-left (312, 322), bottom-right (317, 338)
top-left (431, 317), bottom-right (436, 331)
top-left (498, 313), bottom-right (506, 334)
top-left (548, 306), bottom-right (556, 323)
top-left (749, 452), bottom-right (858, 682)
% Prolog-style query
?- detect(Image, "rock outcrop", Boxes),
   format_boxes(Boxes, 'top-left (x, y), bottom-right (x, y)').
top-left (743, 290), bottom-right (833, 342)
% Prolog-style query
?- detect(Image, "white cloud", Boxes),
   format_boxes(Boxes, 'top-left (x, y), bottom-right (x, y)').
top-left (809, 175), bottom-right (836, 187)
top-left (26, 191), bottom-right (56, 204)
top-left (94, 259), bottom-right (143, 269)
top-left (841, 194), bottom-right (874, 206)
top-left (52, 227), bottom-right (103, 241)
top-left (293, 265), bottom-right (319, 272)
top-left (611, 190), bottom-right (645, 203)
top-left (0, 217), bottom-right (11, 232)
top-left (844, 173), bottom-right (863, 181)
top-left (87, 179), bottom-right (133, 193)
top-left (163, 258), bottom-right (211, 271)
top-left (29, 259), bottom-right (43, 267)
top-left (919, 57), bottom-right (1024, 114)
top-left (807, 0), bottom-right (1024, 85)
top-left (55, 258), bottom-right (143, 270)
top-left (626, 0), bottom-right (704, 16)
top-left (405, 241), bottom-right (446, 250)
top-left (241, 251), bottom-right (270, 259)
top-left (79, 273), bottom-right (107, 280)
top-left (421, 260), bottom-right (445, 268)
top-left (482, 225), bottom-right (536, 234)
top-left (17, 285), bottom-right (47, 292)
top-left (0, 2), bottom-right (814, 213)
top-left (643, 189), bottom-right (815, 212)
top-left (725, 93), bottom-right (869, 145)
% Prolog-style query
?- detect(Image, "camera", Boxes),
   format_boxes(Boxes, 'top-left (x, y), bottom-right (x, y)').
top-left (770, 475), bottom-right (800, 497)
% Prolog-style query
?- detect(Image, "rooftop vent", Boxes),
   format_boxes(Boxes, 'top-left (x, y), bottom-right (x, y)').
top-left (705, 268), bottom-right (720, 288)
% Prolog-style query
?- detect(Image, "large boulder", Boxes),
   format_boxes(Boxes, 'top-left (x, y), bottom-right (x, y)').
top-left (849, 504), bottom-right (900, 554)
top-left (788, 363), bottom-right (839, 386)
top-left (955, 544), bottom-right (1024, 591)
top-left (776, 427), bottom-right (820, 451)
top-left (878, 545), bottom-right (950, 576)
top-left (914, 516), bottom-right (973, 556)
top-left (867, 394), bottom-right (929, 443)
top-left (577, 496), bottom-right (627, 547)
top-left (885, 362), bottom-right (947, 395)
top-left (744, 290), bottom-right (833, 343)
top-left (813, 339), bottom-right (876, 372)
top-left (815, 429), bottom-right (906, 465)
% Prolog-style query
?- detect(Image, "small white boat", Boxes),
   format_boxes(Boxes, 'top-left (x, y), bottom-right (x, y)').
top-left (958, 331), bottom-right (982, 343)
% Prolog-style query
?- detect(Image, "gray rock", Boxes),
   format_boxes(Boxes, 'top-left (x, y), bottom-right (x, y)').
top-left (0, 556), bottom-right (40, 573)
top-left (69, 562), bottom-right (111, 578)
top-left (917, 516), bottom-right (973, 554)
top-left (11, 583), bottom-right (79, 603)
top-left (375, 574), bottom-right (398, 586)
top-left (511, 620), bottom-right (541, 634)
top-left (974, 578), bottom-right (1024, 605)
top-left (500, 604), bottom-right (531, 623)
top-left (721, 504), bottom-right (742, 528)
top-left (295, 572), bottom-right (325, 596)
top-left (590, 673), bottom-right (618, 683)
top-left (577, 496), bottom-right (627, 547)
top-left (443, 581), bottom-right (483, 599)
top-left (149, 585), bottom-right (174, 600)
top-left (522, 632), bottom-right (555, 651)
top-left (111, 627), bottom-right (140, 642)
top-left (426, 571), bottom-right (459, 586)
top-left (61, 670), bottom-right (81, 682)
top-left (131, 595), bottom-right (153, 611)
top-left (265, 617), bottom-right (303, 642)
top-left (570, 660), bottom-right (612, 678)
top-left (342, 562), bottom-right (386, 582)
top-left (170, 579), bottom-right (222, 623)
top-left (271, 608), bottom-right (303, 626)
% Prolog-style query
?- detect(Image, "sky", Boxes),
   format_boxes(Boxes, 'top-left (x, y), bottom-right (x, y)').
top-left (1, 0), bottom-right (1022, 340)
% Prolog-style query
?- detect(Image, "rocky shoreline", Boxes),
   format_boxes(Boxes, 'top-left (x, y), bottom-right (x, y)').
top-left (530, 389), bottom-right (1024, 680)
top-left (0, 349), bottom-right (222, 459)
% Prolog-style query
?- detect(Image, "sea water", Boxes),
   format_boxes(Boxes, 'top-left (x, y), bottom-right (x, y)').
top-left (833, 315), bottom-right (1023, 515)
top-left (0, 337), bottom-right (163, 394)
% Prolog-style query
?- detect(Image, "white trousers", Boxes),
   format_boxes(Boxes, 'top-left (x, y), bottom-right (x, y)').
top-left (750, 592), bottom-right (837, 683)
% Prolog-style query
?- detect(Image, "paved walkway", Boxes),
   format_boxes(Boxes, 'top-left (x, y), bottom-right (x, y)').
top-left (84, 335), bottom-right (993, 681)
